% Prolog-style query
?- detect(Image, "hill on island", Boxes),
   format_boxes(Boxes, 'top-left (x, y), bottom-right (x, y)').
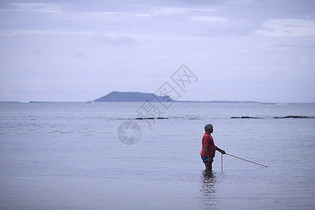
top-left (94, 91), bottom-right (174, 102)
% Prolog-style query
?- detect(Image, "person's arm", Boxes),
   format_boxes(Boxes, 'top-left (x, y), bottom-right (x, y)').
top-left (215, 146), bottom-right (226, 154)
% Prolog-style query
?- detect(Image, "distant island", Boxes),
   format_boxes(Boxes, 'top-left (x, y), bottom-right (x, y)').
top-left (94, 91), bottom-right (174, 102)
top-left (93, 91), bottom-right (262, 103)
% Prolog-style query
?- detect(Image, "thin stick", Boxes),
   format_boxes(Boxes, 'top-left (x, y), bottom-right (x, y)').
top-left (226, 153), bottom-right (268, 168)
top-left (221, 153), bottom-right (224, 171)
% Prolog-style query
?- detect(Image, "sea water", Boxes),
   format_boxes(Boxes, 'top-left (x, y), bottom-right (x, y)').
top-left (0, 102), bottom-right (315, 210)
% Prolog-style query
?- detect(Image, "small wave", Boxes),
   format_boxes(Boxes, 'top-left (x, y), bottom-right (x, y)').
top-left (188, 117), bottom-right (200, 120)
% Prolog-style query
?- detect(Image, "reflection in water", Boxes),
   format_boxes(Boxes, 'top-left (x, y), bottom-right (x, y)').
top-left (200, 170), bottom-right (217, 210)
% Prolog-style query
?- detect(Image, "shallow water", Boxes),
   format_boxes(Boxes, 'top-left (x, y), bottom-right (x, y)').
top-left (0, 102), bottom-right (315, 209)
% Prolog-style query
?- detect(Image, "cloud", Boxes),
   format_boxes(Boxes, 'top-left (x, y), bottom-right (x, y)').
top-left (132, 13), bottom-right (151, 17)
top-left (0, 30), bottom-right (90, 37)
top-left (10, 2), bottom-right (62, 13)
top-left (151, 7), bottom-right (215, 16)
top-left (91, 33), bottom-right (137, 45)
top-left (191, 16), bottom-right (227, 22)
top-left (255, 19), bottom-right (315, 37)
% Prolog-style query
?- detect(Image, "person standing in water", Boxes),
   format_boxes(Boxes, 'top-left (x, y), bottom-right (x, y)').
top-left (201, 124), bottom-right (226, 172)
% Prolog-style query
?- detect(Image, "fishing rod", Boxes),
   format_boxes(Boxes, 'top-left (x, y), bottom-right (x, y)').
top-left (224, 153), bottom-right (268, 168)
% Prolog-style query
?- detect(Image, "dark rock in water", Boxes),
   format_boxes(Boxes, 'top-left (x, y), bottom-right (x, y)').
top-left (274, 115), bottom-right (311, 119)
top-left (135, 117), bottom-right (168, 120)
top-left (231, 115), bottom-right (315, 119)
top-left (94, 91), bottom-right (174, 102)
top-left (231, 116), bottom-right (260, 119)
top-left (136, 117), bottom-right (155, 120)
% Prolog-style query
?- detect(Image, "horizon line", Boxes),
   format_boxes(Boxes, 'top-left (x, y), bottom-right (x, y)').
top-left (0, 100), bottom-right (314, 104)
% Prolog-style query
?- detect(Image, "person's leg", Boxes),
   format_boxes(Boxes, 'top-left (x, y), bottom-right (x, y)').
top-left (205, 161), bottom-right (211, 172)
top-left (202, 156), bottom-right (208, 170)
top-left (205, 162), bottom-right (209, 171)
top-left (205, 158), bottom-right (213, 173)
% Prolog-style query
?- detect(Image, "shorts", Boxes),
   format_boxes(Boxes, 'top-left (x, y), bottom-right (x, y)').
top-left (201, 156), bottom-right (213, 163)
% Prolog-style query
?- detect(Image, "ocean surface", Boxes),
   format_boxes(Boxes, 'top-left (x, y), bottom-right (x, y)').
top-left (0, 101), bottom-right (315, 210)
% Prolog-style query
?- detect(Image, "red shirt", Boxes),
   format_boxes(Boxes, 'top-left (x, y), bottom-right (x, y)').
top-left (200, 132), bottom-right (216, 157)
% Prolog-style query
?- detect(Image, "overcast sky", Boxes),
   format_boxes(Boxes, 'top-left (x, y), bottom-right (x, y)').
top-left (0, 0), bottom-right (314, 102)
